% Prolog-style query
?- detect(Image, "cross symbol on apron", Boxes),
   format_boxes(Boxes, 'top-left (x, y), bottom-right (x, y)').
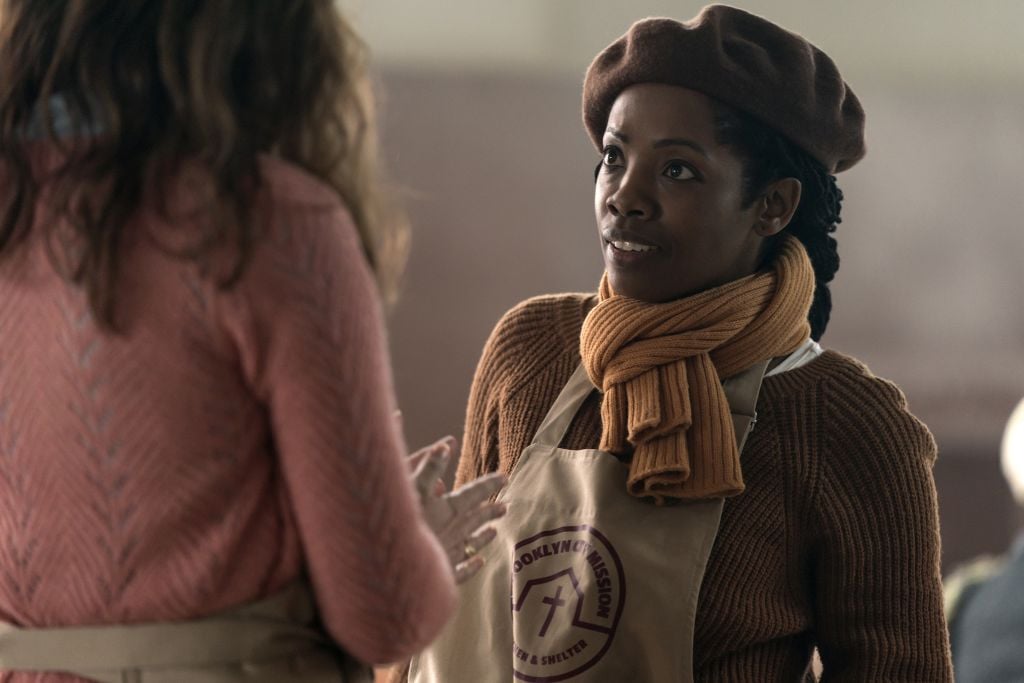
top-left (538, 585), bottom-right (566, 637)
top-left (408, 362), bottom-right (769, 683)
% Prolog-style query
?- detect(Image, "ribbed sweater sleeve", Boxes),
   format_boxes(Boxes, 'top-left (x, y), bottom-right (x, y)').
top-left (454, 308), bottom-right (511, 489)
top-left (812, 364), bottom-right (953, 681)
top-left (217, 174), bottom-right (456, 664)
top-left (455, 295), bottom-right (596, 488)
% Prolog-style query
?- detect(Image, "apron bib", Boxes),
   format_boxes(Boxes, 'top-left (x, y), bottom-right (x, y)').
top-left (410, 361), bottom-right (767, 683)
top-left (0, 580), bottom-right (371, 683)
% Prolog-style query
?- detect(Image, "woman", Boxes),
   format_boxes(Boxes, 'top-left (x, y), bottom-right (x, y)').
top-left (0, 2), bottom-right (503, 681)
top-left (407, 5), bottom-right (952, 682)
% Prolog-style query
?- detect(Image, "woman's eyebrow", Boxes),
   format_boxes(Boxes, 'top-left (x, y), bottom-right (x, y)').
top-left (606, 127), bottom-right (629, 143)
top-left (653, 138), bottom-right (709, 158)
top-left (605, 128), bottom-right (709, 159)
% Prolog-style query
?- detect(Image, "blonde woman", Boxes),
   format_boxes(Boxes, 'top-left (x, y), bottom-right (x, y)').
top-left (0, 2), bottom-right (503, 681)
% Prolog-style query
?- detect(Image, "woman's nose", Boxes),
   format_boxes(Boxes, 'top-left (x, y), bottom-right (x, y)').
top-left (606, 172), bottom-right (656, 219)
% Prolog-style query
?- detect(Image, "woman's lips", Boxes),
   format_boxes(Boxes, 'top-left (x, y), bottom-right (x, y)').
top-left (605, 238), bottom-right (661, 267)
top-left (609, 239), bottom-right (657, 253)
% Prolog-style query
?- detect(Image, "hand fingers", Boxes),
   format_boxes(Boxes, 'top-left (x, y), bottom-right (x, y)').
top-left (407, 446), bottom-right (433, 473)
top-left (408, 435), bottom-right (456, 472)
top-left (447, 472), bottom-right (507, 514)
top-left (412, 444), bottom-right (450, 497)
top-left (453, 555), bottom-right (485, 584)
top-left (407, 437), bottom-right (447, 471)
top-left (410, 442), bottom-right (445, 480)
top-left (451, 501), bottom-right (507, 540)
top-left (465, 525), bottom-right (498, 555)
top-left (452, 522), bottom-right (496, 584)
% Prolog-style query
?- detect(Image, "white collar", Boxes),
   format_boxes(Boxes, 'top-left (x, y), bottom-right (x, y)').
top-left (764, 338), bottom-right (823, 378)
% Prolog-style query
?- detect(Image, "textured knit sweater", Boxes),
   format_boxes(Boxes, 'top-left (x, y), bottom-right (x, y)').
top-left (454, 293), bottom-right (953, 682)
top-left (0, 154), bottom-right (456, 682)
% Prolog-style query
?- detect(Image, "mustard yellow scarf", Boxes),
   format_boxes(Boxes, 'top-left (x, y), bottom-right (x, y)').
top-left (579, 235), bottom-right (815, 503)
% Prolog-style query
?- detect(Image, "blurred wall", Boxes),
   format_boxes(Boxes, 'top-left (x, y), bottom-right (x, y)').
top-left (346, 1), bottom-right (1024, 570)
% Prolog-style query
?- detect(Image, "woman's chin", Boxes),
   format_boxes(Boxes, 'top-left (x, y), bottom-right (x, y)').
top-left (606, 271), bottom-right (708, 304)
top-left (606, 274), bottom-right (665, 303)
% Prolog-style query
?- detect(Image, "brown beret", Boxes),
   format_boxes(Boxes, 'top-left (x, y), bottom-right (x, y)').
top-left (582, 5), bottom-right (866, 173)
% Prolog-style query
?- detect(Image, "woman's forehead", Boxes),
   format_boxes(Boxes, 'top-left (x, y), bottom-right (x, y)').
top-left (604, 84), bottom-right (718, 141)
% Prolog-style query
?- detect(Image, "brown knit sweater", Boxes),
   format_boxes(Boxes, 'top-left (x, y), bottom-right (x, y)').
top-left (454, 293), bottom-right (953, 682)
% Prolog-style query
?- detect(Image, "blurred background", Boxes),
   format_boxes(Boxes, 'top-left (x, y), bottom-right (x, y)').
top-left (341, 0), bottom-right (1024, 572)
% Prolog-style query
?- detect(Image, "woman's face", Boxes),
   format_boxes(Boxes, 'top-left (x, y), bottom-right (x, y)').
top-left (595, 84), bottom-right (775, 303)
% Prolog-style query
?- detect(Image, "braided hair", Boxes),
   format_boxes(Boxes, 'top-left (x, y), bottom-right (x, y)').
top-left (713, 104), bottom-right (844, 341)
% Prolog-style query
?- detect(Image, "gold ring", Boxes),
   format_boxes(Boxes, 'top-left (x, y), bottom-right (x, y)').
top-left (464, 542), bottom-right (477, 558)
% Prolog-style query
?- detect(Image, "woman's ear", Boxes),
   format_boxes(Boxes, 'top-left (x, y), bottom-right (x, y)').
top-left (754, 177), bottom-right (802, 236)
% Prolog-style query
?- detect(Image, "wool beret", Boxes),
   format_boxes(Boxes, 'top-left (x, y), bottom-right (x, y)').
top-left (582, 5), bottom-right (866, 173)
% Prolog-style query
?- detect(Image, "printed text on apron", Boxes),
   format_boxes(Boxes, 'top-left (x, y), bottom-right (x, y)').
top-left (409, 361), bottom-right (767, 682)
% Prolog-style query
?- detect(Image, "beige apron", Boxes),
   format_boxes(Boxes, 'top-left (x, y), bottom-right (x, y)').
top-left (409, 360), bottom-right (768, 683)
top-left (0, 580), bottom-right (372, 683)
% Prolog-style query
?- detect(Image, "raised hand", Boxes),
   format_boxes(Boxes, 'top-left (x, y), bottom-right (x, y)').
top-left (410, 437), bottom-right (507, 584)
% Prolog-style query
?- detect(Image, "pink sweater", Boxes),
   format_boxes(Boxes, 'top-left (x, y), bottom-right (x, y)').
top-left (0, 154), bottom-right (456, 680)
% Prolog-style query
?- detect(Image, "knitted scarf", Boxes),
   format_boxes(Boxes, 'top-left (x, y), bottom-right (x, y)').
top-left (579, 235), bottom-right (815, 503)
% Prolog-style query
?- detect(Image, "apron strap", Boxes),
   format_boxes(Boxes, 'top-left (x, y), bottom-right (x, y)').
top-left (0, 580), bottom-right (371, 681)
top-left (530, 363), bottom-right (596, 448)
top-left (0, 619), bottom-right (325, 672)
top-left (530, 359), bottom-right (771, 453)
top-left (722, 360), bottom-right (770, 455)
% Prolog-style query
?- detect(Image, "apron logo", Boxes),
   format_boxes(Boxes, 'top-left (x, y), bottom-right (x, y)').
top-left (510, 525), bottom-right (625, 682)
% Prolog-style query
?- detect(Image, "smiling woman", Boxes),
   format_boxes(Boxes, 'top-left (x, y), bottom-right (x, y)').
top-left (596, 83), bottom-right (799, 303)
top-left (401, 4), bottom-right (953, 683)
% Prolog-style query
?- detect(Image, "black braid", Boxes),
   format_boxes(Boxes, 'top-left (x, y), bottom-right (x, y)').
top-left (713, 103), bottom-right (844, 341)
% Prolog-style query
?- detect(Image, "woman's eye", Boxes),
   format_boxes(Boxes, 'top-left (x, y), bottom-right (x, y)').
top-left (602, 147), bottom-right (622, 166)
top-left (664, 162), bottom-right (695, 180)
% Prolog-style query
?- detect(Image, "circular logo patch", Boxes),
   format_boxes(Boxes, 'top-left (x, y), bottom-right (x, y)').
top-left (510, 524), bottom-right (626, 682)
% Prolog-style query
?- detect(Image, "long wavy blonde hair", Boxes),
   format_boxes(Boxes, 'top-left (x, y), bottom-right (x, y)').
top-left (0, 0), bottom-right (407, 328)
